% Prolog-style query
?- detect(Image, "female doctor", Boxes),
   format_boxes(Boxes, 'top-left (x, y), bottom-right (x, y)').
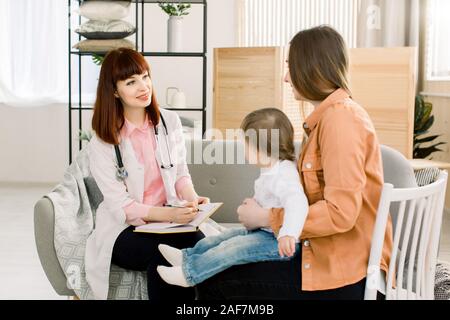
top-left (85, 48), bottom-right (207, 300)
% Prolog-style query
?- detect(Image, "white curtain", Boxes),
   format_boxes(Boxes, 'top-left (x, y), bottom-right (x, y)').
top-left (427, 0), bottom-right (450, 79)
top-left (0, 0), bottom-right (67, 107)
top-left (357, 0), bottom-right (420, 47)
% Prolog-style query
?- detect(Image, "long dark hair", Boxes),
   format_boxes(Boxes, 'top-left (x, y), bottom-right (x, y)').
top-left (289, 25), bottom-right (351, 101)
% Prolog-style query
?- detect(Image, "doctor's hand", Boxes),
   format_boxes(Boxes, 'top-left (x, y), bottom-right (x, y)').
top-left (144, 207), bottom-right (197, 224)
top-left (168, 206), bottom-right (198, 224)
top-left (237, 198), bottom-right (270, 230)
top-left (197, 196), bottom-right (210, 205)
top-left (182, 196), bottom-right (209, 211)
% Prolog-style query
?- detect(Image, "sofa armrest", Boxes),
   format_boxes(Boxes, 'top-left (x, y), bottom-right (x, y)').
top-left (34, 197), bottom-right (75, 296)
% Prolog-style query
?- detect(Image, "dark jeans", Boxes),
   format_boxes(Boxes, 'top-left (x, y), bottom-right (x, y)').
top-left (196, 247), bottom-right (378, 300)
top-left (112, 225), bottom-right (204, 302)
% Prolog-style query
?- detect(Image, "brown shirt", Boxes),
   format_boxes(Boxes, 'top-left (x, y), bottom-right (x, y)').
top-left (270, 89), bottom-right (393, 291)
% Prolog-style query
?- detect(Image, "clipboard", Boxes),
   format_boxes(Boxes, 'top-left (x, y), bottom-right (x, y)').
top-left (134, 202), bottom-right (223, 234)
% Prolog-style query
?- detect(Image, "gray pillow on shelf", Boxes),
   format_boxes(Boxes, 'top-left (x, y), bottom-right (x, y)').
top-left (82, 0), bottom-right (131, 1)
top-left (75, 20), bottom-right (136, 40)
top-left (76, 31), bottom-right (134, 40)
top-left (76, 1), bottom-right (131, 21)
top-left (73, 39), bottom-right (135, 52)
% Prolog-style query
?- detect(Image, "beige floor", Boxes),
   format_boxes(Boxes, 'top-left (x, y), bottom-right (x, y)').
top-left (0, 183), bottom-right (65, 300)
top-left (0, 183), bottom-right (449, 300)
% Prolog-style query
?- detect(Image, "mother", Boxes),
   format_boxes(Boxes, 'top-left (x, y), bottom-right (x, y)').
top-left (196, 25), bottom-right (393, 300)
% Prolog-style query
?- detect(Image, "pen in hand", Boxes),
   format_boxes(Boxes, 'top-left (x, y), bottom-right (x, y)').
top-left (164, 203), bottom-right (200, 211)
top-left (164, 204), bottom-right (186, 208)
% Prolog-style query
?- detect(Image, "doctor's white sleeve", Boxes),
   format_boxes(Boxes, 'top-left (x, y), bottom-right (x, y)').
top-left (273, 162), bottom-right (309, 240)
top-left (88, 138), bottom-right (140, 225)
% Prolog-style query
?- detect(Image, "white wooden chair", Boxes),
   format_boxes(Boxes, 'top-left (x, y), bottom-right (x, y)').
top-left (365, 170), bottom-right (448, 300)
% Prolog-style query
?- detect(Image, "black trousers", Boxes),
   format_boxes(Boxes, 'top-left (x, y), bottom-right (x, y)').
top-left (113, 226), bottom-right (383, 301)
top-left (196, 248), bottom-right (379, 300)
top-left (111, 225), bottom-right (204, 302)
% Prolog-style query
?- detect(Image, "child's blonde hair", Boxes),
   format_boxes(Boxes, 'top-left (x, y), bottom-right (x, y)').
top-left (240, 108), bottom-right (296, 162)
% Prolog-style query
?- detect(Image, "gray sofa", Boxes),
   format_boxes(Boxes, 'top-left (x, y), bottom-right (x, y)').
top-left (34, 141), bottom-right (417, 297)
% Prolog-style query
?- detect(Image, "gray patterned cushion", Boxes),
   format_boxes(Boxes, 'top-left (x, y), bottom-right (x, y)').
top-left (414, 167), bottom-right (441, 186)
top-left (435, 262), bottom-right (450, 300)
top-left (108, 265), bottom-right (148, 300)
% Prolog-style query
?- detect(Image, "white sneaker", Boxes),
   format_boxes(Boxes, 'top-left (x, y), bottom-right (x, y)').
top-left (158, 244), bottom-right (183, 266)
top-left (157, 266), bottom-right (191, 287)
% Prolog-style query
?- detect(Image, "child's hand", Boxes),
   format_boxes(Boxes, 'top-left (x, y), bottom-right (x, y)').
top-left (237, 198), bottom-right (269, 230)
top-left (278, 236), bottom-right (296, 257)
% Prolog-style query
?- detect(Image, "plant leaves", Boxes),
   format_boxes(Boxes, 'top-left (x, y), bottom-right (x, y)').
top-left (414, 134), bottom-right (442, 144)
top-left (92, 54), bottom-right (104, 66)
top-left (419, 103), bottom-right (433, 129)
top-left (416, 115), bottom-right (434, 134)
top-left (414, 95), bottom-right (424, 127)
top-left (79, 130), bottom-right (93, 142)
top-left (159, 2), bottom-right (191, 16)
top-left (414, 145), bottom-right (444, 159)
top-left (413, 94), bottom-right (446, 159)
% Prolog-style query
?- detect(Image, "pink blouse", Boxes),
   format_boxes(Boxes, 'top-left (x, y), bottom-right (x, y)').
top-left (121, 116), bottom-right (192, 226)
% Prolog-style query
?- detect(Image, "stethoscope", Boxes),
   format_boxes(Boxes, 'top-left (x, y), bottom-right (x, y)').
top-left (115, 114), bottom-right (174, 181)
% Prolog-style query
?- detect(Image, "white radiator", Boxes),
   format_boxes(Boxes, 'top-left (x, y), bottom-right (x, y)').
top-left (240, 0), bottom-right (358, 48)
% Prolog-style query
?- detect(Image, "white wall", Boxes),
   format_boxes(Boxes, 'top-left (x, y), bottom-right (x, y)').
top-left (0, 0), bottom-right (238, 184)
top-left (0, 103), bottom-right (68, 183)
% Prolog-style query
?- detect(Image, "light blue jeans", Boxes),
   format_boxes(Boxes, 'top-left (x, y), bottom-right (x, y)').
top-left (181, 227), bottom-right (299, 286)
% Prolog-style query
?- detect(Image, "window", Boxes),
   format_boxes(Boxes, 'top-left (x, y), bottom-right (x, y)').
top-left (238, 0), bottom-right (359, 48)
top-left (426, 0), bottom-right (450, 80)
top-left (0, 0), bottom-right (67, 107)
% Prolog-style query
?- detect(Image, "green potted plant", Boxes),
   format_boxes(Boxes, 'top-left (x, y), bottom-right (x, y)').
top-left (413, 95), bottom-right (446, 159)
top-left (158, 2), bottom-right (191, 16)
top-left (158, 2), bottom-right (191, 52)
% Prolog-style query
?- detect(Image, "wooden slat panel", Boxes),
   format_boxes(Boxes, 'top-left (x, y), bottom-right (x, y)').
top-left (349, 47), bottom-right (417, 158)
top-left (213, 47), bottom-right (283, 133)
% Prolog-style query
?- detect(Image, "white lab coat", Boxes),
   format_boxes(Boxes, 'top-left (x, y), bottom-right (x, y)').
top-left (85, 109), bottom-right (191, 300)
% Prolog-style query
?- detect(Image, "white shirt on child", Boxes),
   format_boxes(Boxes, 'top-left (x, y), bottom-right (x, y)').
top-left (253, 160), bottom-right (309, 240)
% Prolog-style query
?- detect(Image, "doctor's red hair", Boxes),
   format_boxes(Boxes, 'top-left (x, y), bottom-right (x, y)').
top-left (91, 48), bottom-right (160, 145)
